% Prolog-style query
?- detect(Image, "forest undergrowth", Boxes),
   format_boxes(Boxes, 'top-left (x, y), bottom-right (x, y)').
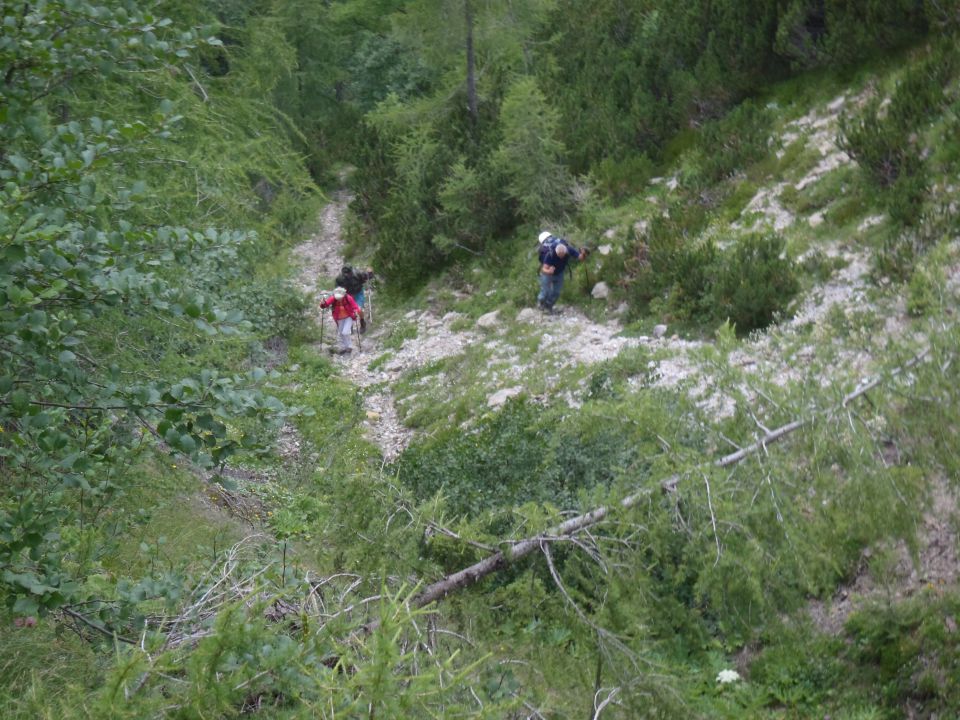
top-left (2, 1), bottom-right (960, 718)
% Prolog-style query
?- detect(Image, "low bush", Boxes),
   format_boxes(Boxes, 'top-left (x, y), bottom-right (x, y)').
top-left (709, 232), bottom-right (801, 335)
top-left (839, 40), bottom-right (958, 228)
top-left (695, 100), bottom-right (776, 185)
top-left (630, 228), bottom-right (799, 336)
top-left (221, 278), bottom-right (308, 340)
top-left (591, 153), bottom-right (656, 203)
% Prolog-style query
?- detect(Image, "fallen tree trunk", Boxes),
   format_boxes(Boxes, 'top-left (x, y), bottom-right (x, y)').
top-left (408, 420), bottom-right (801, 610)
top-left (403, 348), bottom-right (930, 614)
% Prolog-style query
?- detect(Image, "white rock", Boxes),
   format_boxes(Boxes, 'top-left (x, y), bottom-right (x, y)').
top-left (405, 310), bottom-right (417, 319)
top-left (653, 324), bottom-right (668, 338)
top-left (597, 244), bottom-right (612, 256)
top-left (591, 282), bottom-right (610, 300)
top-left (516, 308), bottom-right (538, 323)
top-left (826, 94), bottom-right (847, 112)
top-left (385, 360), bottom-right (404, 372)
top-left (613, 302), bottom-right (629, 316)
top-left (603, 227), bottom-right (617, 239)
top-left (487, 386), bottom-right (522, 407)
top-left (484, 289), bottom-right (497, 297)
top-left (442, 311), bottom-right (462, 322)
top-left (634, 220), bottom-right (649, 236)
top-left (477, 310), bottom-right (500, 329)
top-left (808, 211), bottom-right (825, 228)
top-left (365, 411), bottom-right (381, 422)
top-left (858, 215), bottom-right (885, 232)
top-left (666, 176), bottom-right (679, 191)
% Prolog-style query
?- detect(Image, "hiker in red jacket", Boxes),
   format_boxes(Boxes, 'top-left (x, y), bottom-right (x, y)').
top-left (320, 287), bottom-right (360, 354)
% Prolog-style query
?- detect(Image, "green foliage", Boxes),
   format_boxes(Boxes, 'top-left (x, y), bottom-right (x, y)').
top-left (709, 232), bottom-right (801, 335)
top-left (630, 224), bottom-right (799, 335)
top-left (0, 0), bottom-right (320, 622)
top-left (839, 41), bottom-right (958, 229)
top-left (590, 153), bottom-right (656, 204)
top-left (396, 397), bottom-right (663, 518)
top-left (544, 0), bottom-right (932, 176)
top-left (490, 76), bottom-right (571, 223)
top-left (842, 594), bottom-right (960, 714)
top-left (222, 278), bottom-right (308, 340)
top-left (695, 101), bottom-right (776, 185)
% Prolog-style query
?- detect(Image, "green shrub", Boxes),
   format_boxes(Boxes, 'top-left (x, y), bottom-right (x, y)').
top-left (395, 399), bottom-right (654, 518)
top-left (629, 223), bottom-right (797, 335)
top-left (709, 232), bottom-right (800, 335)
top-left (839, 41), bottom-right (957, 227)
top-left (591, 153), bottom-right (656, 203)
top-left (222, 279), bottom-right (308, 340)
top-left (696, 100), bottom-right (775, 185)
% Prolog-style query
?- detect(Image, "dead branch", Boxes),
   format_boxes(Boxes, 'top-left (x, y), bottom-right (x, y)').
top-left (593, 687), bottom-right (621, 719)
top-left (60, 606), bottom-right (136, 645)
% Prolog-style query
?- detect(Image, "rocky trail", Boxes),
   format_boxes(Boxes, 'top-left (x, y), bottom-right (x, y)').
top-left (291, 192), bottom-right (660, 459)
top-left (287, 90), bottom-right (945, 454)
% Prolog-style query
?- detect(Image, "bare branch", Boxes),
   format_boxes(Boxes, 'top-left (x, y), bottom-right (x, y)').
top-left (593, 686), bottom-right (621, 719)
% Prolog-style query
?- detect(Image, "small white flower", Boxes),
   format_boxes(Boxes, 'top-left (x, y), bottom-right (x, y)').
top-left (716, 669), bottom-right (741, 684)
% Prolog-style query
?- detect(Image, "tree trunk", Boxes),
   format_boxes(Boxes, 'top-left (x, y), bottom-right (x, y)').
top-left (465, 0), bottom-right (478, 124)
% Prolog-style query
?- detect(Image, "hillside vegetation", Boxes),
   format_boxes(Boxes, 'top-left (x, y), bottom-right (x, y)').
top-left (2, 1), bottom-right (960, 718)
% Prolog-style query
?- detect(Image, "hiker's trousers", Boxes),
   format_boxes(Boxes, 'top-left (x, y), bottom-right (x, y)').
top-left (538, 272), bottom-right (564, 309)
top-left (336, 317), bottom-right (354, 350)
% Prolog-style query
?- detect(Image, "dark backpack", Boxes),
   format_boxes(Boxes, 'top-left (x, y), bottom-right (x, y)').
top-left (337, 267), bottom-right (363, 295)
top-left (537, 235), bottom-right (561, 265)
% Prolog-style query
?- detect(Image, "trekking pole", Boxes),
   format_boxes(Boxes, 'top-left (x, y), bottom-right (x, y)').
top-left (319, 305), bottom-right (325, 347)
top-left (354, 318), bottom-right (362, 352)
top-left (367, 282), bottom-right (373, 324)
top-left (318, 291), bottom-right (330, 349)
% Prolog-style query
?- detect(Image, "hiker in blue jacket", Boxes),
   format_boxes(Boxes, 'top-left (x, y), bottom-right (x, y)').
top-left (536, 231), bottom-right (588, 314)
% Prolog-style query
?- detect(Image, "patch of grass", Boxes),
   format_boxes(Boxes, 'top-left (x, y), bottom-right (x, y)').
top-left (827, 193), bottom-right (870, 228)
top-left (275, 342), bottom-right (378, 476)
top-left (367, 351), bottom-right (394, 372)
top-left (770, 136), bottom-right (810, 176)
top-left (0, 619), bottom-right (104, 719)
top-left (781, 165), bottom-right (859, 216)
top-left (800, 249), bottom-right (849, 284)
top-left (380, 319), bottom-right (419, 350)
top-left (719, 179), bottom-right (760, 223)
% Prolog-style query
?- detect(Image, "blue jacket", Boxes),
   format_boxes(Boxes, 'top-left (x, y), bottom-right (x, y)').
top-left (539, 239), bottom-right (582, 275)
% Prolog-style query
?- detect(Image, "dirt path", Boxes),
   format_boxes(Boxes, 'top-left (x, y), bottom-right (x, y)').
top-left (291, 191), bottom-right (655, 459)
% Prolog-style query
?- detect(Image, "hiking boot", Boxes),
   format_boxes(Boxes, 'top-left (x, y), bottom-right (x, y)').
top-left (337, 347), bottom-right (352, 355)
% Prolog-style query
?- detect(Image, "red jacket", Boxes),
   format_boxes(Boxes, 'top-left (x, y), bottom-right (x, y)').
top-left (321, 293), bottom-right (359, 321)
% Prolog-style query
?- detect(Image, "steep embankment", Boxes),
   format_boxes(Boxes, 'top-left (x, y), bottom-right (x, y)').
top-left (289, 84), bottom-right (959, 636)
top-left (292, 193), bottom-right (650, 458)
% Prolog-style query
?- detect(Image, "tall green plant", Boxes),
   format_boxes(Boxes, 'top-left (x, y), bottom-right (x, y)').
top-left (491, 76), bottom-right (572, 223)
top-left (0, 1), bottom-right (300, 617)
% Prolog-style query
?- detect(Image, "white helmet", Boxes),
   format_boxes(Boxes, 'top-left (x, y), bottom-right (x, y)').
top-left (538, 231), bottom-right (552, 244)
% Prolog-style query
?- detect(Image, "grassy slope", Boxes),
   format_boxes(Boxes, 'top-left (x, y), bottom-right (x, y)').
top-left (336, 41), bottom-right (960, 717)
top-left (3, 41), bottom-right (958, 720)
